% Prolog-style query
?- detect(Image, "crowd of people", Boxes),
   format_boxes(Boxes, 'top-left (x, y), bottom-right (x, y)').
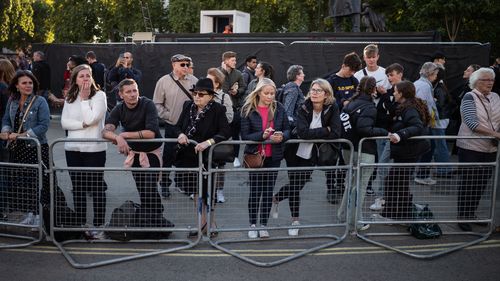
top-left (0, 45), bottom-right (499, 238)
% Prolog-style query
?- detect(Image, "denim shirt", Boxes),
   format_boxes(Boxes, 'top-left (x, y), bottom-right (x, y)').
top-left (1, 94), bottom-right (50, 144)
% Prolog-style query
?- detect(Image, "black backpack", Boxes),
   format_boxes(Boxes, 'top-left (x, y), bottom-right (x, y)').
top-left (339, 102), bottom-right (370, 143)
top-left (275, 84), bottom-right (286, 104)
top-left (107, 200), bottom-right (174, 241)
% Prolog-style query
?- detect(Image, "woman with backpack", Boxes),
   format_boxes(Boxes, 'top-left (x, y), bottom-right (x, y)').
top-left (381, 80), bottom-right (430, 219)
top-left (337, 76), bottom-right (389, 232)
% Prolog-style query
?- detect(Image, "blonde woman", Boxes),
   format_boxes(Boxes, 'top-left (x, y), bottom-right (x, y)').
top-left (240, 78), bottom-right (290, 239)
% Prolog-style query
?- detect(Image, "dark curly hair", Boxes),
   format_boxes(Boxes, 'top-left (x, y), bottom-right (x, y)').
top-left (395, 80), bottom-right (431, 127)
top-left (8, 70), bottom-right (39, 100)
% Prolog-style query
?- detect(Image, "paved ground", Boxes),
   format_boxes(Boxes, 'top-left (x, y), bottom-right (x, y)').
top-left (0, 118), bottom-right (499, 280)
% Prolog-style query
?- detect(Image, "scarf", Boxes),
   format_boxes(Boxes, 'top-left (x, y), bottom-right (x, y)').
top-left (185, 100), bottom-right (215, 138)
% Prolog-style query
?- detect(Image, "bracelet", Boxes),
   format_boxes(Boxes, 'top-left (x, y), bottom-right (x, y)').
top-left (207, 139), bottom-right (214, 146)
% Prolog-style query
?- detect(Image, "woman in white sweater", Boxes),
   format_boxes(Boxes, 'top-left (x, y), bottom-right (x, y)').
top-left (61, 64), bottom-right (107, 237)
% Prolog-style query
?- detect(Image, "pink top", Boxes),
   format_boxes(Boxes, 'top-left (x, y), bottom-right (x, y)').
top-left (258, 106), bottom-right (274, 157)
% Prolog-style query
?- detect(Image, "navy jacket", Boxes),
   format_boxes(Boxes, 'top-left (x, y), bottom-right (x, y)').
top-left (241, 102), bottom-right (290, 161)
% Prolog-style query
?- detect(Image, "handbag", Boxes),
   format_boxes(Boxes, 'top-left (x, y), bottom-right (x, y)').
top-left (212, 144), bottom-right (235, 163)
top-left (243, 150), bottom-right (265, 168)
top-left (316, 143), bottom-right (339, 166)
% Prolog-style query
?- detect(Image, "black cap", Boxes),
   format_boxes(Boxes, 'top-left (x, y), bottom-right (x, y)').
top-left (190, 78), bottom-right (216, 95)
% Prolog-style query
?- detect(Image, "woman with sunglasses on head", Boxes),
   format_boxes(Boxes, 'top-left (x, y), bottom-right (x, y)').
top-left (456, 68), bottom-right (500, 232)
top-left (174, 78), bottom-right (231, 237)
top-left (241, 78), bottom-right (290, 239)
top-left (0, 70), bottom-right (50, 225)
top-left (61, 64), bottom-right (108, 238)
top-left (273, 78), bottom-right (341, 236)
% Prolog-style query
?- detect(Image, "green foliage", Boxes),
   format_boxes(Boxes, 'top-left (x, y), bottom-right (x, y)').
top-left (0, 0), bottom-right (35, 49)
top-left (0, 0), bottom-right (498, 57)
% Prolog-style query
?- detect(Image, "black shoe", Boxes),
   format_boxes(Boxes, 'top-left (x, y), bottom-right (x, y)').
top-left (458, 223), bottom-right (472, 232)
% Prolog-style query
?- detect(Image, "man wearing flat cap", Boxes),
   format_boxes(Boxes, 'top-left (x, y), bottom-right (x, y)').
top-left (153, 54), bottom-right (198, 197)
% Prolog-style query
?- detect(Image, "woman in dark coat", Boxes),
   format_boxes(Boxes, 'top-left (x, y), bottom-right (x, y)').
top-left (240, 78), bottom-right (290, 239)
top-left (381, 80), bottom-right (431, 219)
top-left (273, 78), bottom-right (341, 236)
top-left (174, 78), bottom-right (231, 236)
top-left (337, 76), bottom-right (388, 231)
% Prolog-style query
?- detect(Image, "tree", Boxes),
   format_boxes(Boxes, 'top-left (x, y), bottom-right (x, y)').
top-left (0, 0), bottom-right (35, 50)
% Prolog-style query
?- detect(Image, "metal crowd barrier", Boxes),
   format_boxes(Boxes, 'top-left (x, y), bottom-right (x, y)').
top-left (49, 138), bottom-right (201, 269)
top-left (0, 137), bottom-right (43, 249)
top-left (206, 139), bottom-right (354, 267)
top-left (355, 136), bottom-right (499, 259)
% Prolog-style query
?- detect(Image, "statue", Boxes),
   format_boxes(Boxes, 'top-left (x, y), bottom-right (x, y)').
top-left (361, 3), bottom-right (386, 32)
top-left (328, 0), bottom-right (361, 32)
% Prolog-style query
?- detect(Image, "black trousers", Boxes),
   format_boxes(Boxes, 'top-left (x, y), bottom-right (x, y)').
top-left (248, 158), bottom-right (280, 226)
top-left (457, 148), bottom-right (496, 219)
top-left (131, 153), bottom-right (164, 218)
top-left (66, 150), bottom-right (107, 226)
top-left (382, 157), bottom-right (417, 219)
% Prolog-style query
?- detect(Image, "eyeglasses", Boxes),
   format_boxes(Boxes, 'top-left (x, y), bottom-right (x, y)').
top-left (123, 56), bottom-right (130, 59)
top-left (179, 63), bottom-right (191, 68)
top-left (310, 88), bottom-right (325, 94)
top-left (192, 91), bottom-right (211, 97)
top-left (478, 79), bottom-right (495, 82)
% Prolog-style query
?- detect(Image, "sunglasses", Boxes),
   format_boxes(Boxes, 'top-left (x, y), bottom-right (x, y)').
top-left (179, 63), bottom-right (191, 68)
top-left (192, 91), bottom-right (211, 97)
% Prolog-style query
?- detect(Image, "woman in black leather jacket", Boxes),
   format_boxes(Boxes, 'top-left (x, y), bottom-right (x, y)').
top-left (381, 80), bottom-right (430, 219)
top-left (273, 78), bottom-right (341, 236)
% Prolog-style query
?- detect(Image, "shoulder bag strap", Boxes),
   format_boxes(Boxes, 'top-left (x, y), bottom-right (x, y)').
top-left (18, 95), bottom-right (38, 134)
top-left (473, 91), bottom-right (496, 131)
top-left (170, 73), bottom-right (193, 101)
top-left (362, 68), bottom-right (368, 76)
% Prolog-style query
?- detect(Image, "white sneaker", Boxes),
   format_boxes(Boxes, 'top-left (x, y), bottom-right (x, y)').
top-left (86, 230), bottom-right (106, 240)
top-left (259, 227), bottom-right (270, 238)
top-left (414, 177), bottom-right (437, 185)
top-left (288, 221), bottom-right (300, 236)
top-left (358, 224), bottom-right (370, 231)
top-left (189, 194), bottom-right (195, 200)
top-left (270, 201), bottom-right (279, 219)
top-left (369, 198), bottom-right (386, 211)
top-left (233, 158), bottom-right (241, 168)
top-left (216, 190), bottom-right (226, 203)
top-left (20, 212), bottom-right (34, 225)
top-left (248, 224), bottom-right (258, 239)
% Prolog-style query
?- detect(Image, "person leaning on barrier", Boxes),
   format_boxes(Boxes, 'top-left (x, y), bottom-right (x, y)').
top-left (174, 78), bottom-right (231, 237)
top-left (0, 70), bottom-right (50, 226)
top-left (273, 78), bottom-right (341, 236)
top-left (207, 67), bottom-right (234, 204)
top-left (61, 64), bottom-right (108, 239)
top-left (381, 81), bottom-right (431, 220)
top-left (102, 78), bottom-right (165, 225)
top-left (240, 78), bottom-right (290, 239)
top-left (337, 76), bottom-right (389, 232)
top-left (456, 67), bottom-right (500, 232)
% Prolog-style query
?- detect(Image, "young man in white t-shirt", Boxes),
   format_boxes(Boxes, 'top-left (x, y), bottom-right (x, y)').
top-left (354, 44), bottom-right (391, 94)
top-left (354, 44), bottom-right (391, 196)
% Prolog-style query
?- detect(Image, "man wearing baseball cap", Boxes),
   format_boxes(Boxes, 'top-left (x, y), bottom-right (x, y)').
top-left (153, 54), bottom-right (198, 197)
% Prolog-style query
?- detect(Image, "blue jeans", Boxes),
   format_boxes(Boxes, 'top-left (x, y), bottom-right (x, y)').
top-left (432, 128), bottom-right (451, 174)
top-left (373, 139), bottom-right (391, 197)
top-left (416, 127), bottom-right (435, 178)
